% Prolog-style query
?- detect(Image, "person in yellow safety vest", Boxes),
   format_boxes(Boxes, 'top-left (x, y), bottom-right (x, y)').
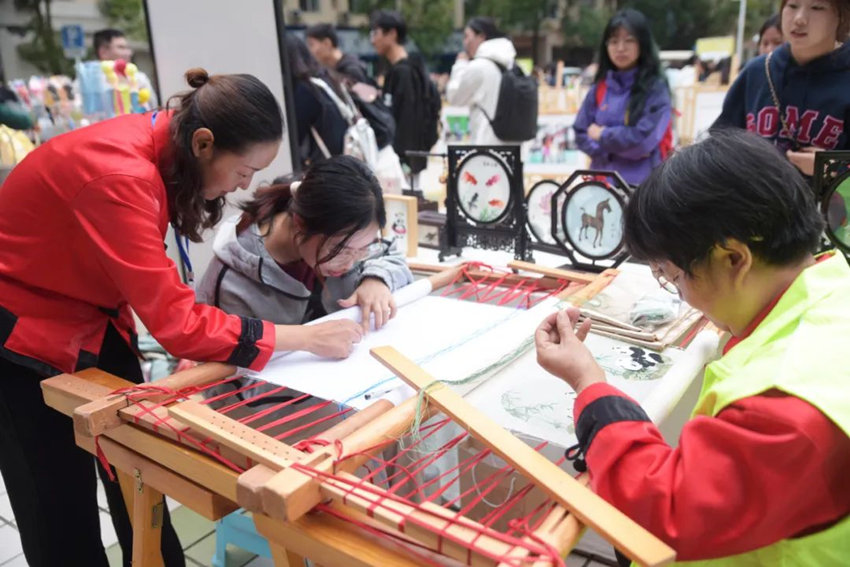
top-left (534, 128), bottom-right (850, 565)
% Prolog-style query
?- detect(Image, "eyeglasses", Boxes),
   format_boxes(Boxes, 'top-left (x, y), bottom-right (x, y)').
top-left (650, 265), bottom-right (680, 295)
top-left (326, 238), bottom-right (392, 262)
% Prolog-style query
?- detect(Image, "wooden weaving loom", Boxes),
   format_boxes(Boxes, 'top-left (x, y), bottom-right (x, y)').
top-left (41, 263), bottom-right (676, 567)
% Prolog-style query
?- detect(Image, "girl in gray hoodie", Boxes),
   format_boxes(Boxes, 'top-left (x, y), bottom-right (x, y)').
top-left (197, 155), bottom-right (413, 332)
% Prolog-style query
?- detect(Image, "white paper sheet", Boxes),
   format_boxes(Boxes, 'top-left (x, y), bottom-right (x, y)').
top-left (465, 331), bottom-right (719, 445)
top-left (250, 293), bottom-right (533, 409)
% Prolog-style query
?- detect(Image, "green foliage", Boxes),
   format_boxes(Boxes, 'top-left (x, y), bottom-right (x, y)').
top-left (469, 0), bottom-right (556, 34)
top-left (561, 0), bottom-right (780, 51)
top-left (357, 0), bottom-right (454, 58)
top-left (562, 4), bottom-right (613, 48)
top-left (98, 0), bottom-right (149, 42)
top-left (14, 0), bottom-right (74, 75)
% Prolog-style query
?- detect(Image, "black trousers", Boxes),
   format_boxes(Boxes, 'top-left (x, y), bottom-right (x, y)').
top-left (0, 324), bottom-right (184, 567)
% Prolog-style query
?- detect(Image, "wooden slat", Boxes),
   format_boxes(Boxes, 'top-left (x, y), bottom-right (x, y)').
top-left (168, 400), bottom-right (301, 468)
top-left (259, 395), bottom-right (433, 522)
top-left (410, 262), bottom-right (566, 291)
top-left (508, 260), bottom-right (598, 284)
top-left (237, 465), bottom-right (277, 513)
top-left (313, 398), bottom-right (394, 444)
top-left (564, 268), bottom-right (619, 305)
top-left (130, 472), bottom-right (165, 567)
top-left (313, 472), bottom-right (513, 567)
top-left (77, 434), bottom-right (237, 521)
top-left (73, 363), bottom-right (236, 437)
top-left (253, 508), bottom-right (445, 567)
top-left (370, 346), bottom-right (676, 567)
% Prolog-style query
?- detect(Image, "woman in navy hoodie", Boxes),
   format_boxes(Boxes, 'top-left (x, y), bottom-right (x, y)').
top-left (573, 9), bottom-right (671, 186)
top-left (715, 0), bottom-right (850, 177)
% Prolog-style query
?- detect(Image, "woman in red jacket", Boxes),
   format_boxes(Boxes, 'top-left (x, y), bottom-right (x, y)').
top-left (0, 68), bottom-right (363, 566)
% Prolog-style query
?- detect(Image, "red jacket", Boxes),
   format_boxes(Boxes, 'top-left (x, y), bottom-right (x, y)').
top-left (0, 112), bottom-right (275, 376)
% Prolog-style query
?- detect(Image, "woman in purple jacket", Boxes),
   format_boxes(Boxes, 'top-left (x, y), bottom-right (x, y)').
top-left (573, 9), bottom-right (671, 186)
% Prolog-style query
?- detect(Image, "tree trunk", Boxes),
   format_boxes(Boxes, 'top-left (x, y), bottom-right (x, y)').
top-left (43, 0), bottom-right (61, 74)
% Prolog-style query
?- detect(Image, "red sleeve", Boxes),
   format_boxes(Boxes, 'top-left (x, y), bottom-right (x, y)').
top-left (574, 383), bottom-right (850, 560)
top-left (72, 175), bottom-right (275, 370)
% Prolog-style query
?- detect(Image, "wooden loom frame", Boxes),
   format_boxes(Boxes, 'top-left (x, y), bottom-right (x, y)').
top-left (40, 264), bottom-right (675, 567)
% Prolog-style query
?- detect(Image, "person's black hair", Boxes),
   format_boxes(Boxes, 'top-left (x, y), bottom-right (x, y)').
top-left (93, 29), bottom-right (125, 55)
top-left (624, 129), bottom-right (824, 272)
top-left (238, 155), bottom-right (386, 266)
top-left (167, 68), bottom-right (284, 242)
top-left (759, 14), bottom-right (781, 41)
top-left (466, 17), bottom-right (502, 40)
top-left (305, 23), bottom-right (339, 48)
top-left (285, 34), bottom-right (346, 99)
top-left (594, 8), bottom-right (665, 125)
top-left (370, 10), bottom-right (407, 45)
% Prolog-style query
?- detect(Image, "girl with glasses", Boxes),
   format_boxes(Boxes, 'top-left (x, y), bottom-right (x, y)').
top-left (573, 8), bottom-right (672, 186)
top-left (196, 155), bottom-right (413, 338)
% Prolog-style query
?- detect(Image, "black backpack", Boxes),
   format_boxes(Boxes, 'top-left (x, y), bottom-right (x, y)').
top-left (421, 76), bottom-right (441, 150)
top-left (479, 60), bottom-right (538, 141)
top-left (348, 82), bottom-right (396, 150)
top-left (407, 56), bottom-right (441, 152)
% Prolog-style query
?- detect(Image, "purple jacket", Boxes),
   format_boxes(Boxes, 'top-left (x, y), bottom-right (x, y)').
top-left (574, 69), bottom-right (671, 186)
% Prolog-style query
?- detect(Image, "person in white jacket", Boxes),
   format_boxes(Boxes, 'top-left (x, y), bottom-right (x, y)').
top-left (446, 17), bottom-right (517, 145)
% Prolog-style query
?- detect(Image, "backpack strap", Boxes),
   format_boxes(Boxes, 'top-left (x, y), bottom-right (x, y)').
top-left (309, 77), bottom-right (356, 124)
top-left (471, 57), bottom-right (509, 127)
top-left (594, 79), bottom-right (607, 107)
top-left (310, 126), bottom-right (332, 159)
top-left (476, 56), bottom-right (507, 73)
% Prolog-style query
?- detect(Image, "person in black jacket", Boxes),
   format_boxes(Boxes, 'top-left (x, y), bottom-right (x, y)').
top-left (305, 23), bottom-right (372, 85)
top-left (285, 34), bottom-right (348, 169)
top-left (370, 10), bottom-right (439, 175)
top-left (713, 0), bottom-right (850, 178)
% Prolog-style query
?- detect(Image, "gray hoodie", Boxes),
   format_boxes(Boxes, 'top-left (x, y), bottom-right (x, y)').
top-left (195, 215), bottom-right (414, 323)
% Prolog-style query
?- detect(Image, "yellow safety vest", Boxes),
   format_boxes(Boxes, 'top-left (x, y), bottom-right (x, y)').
top-left (670, 253), bottom-right (850, 566)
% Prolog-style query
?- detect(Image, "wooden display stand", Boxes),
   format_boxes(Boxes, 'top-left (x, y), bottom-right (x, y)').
top-left (40, 265), bottom-right (675, 567)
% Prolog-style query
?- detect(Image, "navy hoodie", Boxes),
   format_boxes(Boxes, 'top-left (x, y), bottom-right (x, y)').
top-left (714, 42), bottom-right (850, 153)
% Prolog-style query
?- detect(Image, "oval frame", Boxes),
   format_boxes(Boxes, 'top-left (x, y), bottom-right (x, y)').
top-left (455, 150), bottom-right (514, 225)
top-left (525, 179), bottom-right (561, 245)
top-left (560, 180), bottom-right (627, 260)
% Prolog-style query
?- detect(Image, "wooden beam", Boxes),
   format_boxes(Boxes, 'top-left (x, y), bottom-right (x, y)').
top-left (313, 399), bottom-right (394, 444)
top-left (508, 261), bottom-right (598, 284)
top-left (77, 434), bottom-right (237, 521)
top-left (312, 472), bottom-right (514, 566)
top-left (564, 269), bottom-right (619, 305)
top-left (167, 400), bottom-right (301, 468)
top-left (261, 396), bottom-right (432, 522)
top-left (410, 261), bottom-right (566, 291)
top-left (129, 470), bottom-right (165, 567)
top-left (370, 346), bottom-right (676, 567)
top-left (253, 508), bottom-right (441, 567)
top-left (73, 363), bottom-right (236, 437)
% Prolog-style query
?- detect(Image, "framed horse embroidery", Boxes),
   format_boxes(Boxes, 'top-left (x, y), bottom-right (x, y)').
top-left (551, 170), bottom-right (632, 272)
